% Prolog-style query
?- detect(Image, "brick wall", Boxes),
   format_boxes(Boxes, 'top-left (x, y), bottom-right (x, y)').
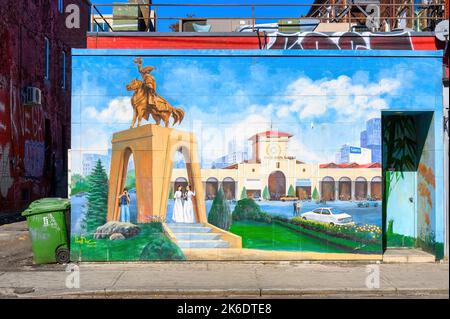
top-left (0, 0), bottom-right (90, 214)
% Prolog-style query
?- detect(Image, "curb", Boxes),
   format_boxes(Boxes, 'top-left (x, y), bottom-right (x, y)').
top-left (25, 288), bottom-right (449, 299)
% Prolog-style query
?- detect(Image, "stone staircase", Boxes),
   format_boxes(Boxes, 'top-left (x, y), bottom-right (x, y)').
top-left (166, 223), bottom-right (230, 249)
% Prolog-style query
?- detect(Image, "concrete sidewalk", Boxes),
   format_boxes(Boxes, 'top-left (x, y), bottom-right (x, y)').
top-left (0, 262), bottom-right (448, 298)
top-left (0, 221), bottom-right (448, 299)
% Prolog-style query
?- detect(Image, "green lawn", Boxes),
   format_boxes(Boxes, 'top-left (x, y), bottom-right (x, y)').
top-left (230, 220), bottom-right (346, 253)
top-left (387, 232), bottom-right (416, 248)
top-left (70, 223), bottom-right (185, 261)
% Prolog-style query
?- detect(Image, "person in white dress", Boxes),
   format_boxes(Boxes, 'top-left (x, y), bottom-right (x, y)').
top-left (183, 185), bottom-right (196, 223)
top-left (172, 185), bottom-right (185, 223)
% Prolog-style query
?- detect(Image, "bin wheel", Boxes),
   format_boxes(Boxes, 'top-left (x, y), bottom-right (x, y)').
top-left (56, 247), bottom-right (70, 264)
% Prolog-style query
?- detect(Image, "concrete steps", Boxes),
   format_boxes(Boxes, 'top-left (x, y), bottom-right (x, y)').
top-left (166, 223), bottom-right (230, 249)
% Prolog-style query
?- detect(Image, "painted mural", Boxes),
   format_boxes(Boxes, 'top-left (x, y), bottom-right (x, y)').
top-left (70, 50), bottom-right (444, 261)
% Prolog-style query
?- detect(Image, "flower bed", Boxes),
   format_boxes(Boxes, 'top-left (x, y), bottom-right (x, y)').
top-left (273, 216), bottom-right (382, 253)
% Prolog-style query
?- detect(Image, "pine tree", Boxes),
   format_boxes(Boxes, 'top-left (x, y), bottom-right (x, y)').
top-left (312, 186), bottom-right (320, 201)
top-left (262, 186), bottom-right (270, 200)
top-left (288, 184), bottom-right (295, 197)
top-left (84, 159), bottom-right (108, 233)
top-left (207, 187), bottom-right (232, 230)
top-left (240, 187), bottom-right (247, 200)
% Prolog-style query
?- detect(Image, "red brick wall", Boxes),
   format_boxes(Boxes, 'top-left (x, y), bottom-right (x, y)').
top-left (0, 0), bottom-right (90, 214)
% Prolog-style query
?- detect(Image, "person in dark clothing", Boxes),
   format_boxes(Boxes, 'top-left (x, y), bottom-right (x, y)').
top-left (118, 188), bottom-right (131, 222)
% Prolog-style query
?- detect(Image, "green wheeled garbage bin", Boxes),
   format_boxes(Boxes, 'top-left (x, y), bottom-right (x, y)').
top-left (22, 198), bottom-right (71, 264)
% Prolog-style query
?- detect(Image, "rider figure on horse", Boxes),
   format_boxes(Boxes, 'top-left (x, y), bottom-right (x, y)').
top-left (133, 57), bottom-right (162, 109)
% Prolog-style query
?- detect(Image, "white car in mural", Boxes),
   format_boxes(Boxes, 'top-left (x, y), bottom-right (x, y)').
top-left (301, 208), bottom-right (354, 226)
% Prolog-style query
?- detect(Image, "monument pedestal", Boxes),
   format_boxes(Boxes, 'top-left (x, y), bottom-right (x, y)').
top-left (107, 124), bottom-right (206, 223)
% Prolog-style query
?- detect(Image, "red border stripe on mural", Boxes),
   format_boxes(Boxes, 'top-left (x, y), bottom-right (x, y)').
top-left (87, 36), bottom-right (261, 49)
top-left (87, 34), bottom-right (442, 51)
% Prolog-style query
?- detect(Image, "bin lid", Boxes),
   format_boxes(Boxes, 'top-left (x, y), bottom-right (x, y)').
top-left (22, 198), bottom-right (70, 217)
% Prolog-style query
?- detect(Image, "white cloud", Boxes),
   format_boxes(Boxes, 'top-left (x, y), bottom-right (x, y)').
top-left (276, 74), bottom-right (400, 122)
top-left (287, 136), bottom-right (323, 163)
top-left (85, 97), bottom-right (133, 124)
top-left (81, 127), bottom-right (109, 151)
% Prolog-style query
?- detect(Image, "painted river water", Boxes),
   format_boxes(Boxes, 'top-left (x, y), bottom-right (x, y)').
top-left (71, 192), bottom-right (381, 234)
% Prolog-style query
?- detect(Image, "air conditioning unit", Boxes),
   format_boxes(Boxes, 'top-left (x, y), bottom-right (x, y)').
top-left (23, 87), bottom-right (42, 105)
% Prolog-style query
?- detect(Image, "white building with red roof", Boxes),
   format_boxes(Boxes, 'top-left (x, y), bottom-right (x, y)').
top-left (171, 130), bottom-right (381, 202)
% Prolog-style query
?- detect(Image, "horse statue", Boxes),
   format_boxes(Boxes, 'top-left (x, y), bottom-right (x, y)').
top-left (126, 78), bottom-right (185, 128)
top-left (126, 58), bottom-right (185, 128)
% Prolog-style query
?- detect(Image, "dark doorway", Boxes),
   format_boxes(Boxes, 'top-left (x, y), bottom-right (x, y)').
top-left (296, 186), bottom-right (311, 200)
top-left (205, 177), bottom-right (218, 200)
top-left (355, 177), bottom-right (368, 200)
top-left (174, 177), bottom-right (188, 191)
top-left (338, 177), bottom-right (352, 201)
top-left (370, 176), bottom-right (382, 200)
top-left (382, 111), bottom-right (435, 253)
top-left (268, 171), bottom-right (286, 200)
top-left (320, 176), bottom-right (335, 201)
top-left (222, 177), bottom-right (236, 200)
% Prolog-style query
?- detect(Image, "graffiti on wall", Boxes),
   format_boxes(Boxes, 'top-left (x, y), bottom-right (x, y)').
top-left (0, 143), bottom-right (13, 198)
top-left (266, 31), bottom-right (414, 50)
top-left (24, 140), bottom-right (45, 178)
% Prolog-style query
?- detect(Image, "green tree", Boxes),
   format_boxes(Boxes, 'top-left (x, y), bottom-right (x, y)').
top-left (71, 174), bottom-right (89, 195)
top-left (168, 185), bottom-right (174, 199)
top-left (125, 169), bottom-right (136, 190)
top-left (312, 187), bottom-right (320, 201)
top-left (207, 187), bottom-right (232, 230)
top-left (84, 160), bottom-right (108, 233)
top-left (232, 198), bottom-right (272, 223)
top-left (262, 186), bottom-right (270, 200)
top-left (288, 184), bottom-right (295, 197)
top-left (240, 187), bottom-right (247, 200)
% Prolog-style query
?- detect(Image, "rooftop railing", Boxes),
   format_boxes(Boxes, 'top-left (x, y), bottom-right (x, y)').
top-left (90, 1), bottom-right (448, 33)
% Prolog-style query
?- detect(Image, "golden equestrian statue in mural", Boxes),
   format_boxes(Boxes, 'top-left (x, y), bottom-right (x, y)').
top-left (126, 58), bottom-right (185, 128)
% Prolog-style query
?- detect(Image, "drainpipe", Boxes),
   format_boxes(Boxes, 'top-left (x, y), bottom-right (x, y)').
top-left (443, 75), bottom-right (449, 260)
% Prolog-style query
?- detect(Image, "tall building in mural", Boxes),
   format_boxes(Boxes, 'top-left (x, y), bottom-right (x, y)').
top-left (361, 118), bottom-right (382, 163)
top-left (336, 145), bottom-right (372, 164)
top-left (82, 153), bottom-right (111, 177)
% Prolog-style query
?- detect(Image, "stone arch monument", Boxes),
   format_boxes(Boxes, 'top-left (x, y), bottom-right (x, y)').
top-left (107, 124), bottom-right (207, 223)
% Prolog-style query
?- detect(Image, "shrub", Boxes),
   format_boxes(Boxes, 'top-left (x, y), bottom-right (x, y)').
top-left (240, 187), bottom-right (247, 200)
top-left (262, 186), bottom-right (270, 200)
top-left (208, 187), bottom-right (232, 230)
top-left (387, 219), bottom-right (394, 236)
top-left (312, 187), bottom-right (320, 201)
top-left (140, 235), bottom-right (185, 261)
top-left (288, 185), bottom-right (295, 197)
top-left (232, 198), bottom-right (272, 223)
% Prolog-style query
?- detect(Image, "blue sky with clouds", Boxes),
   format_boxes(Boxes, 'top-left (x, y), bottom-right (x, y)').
top-left (71, 52), bottom-right (441, 174)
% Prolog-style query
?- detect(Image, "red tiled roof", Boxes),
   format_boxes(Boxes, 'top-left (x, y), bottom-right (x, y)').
top-left (319, 162), bottom-right (381, 169)
top-left (249, 130), bottom-right (293, 140)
